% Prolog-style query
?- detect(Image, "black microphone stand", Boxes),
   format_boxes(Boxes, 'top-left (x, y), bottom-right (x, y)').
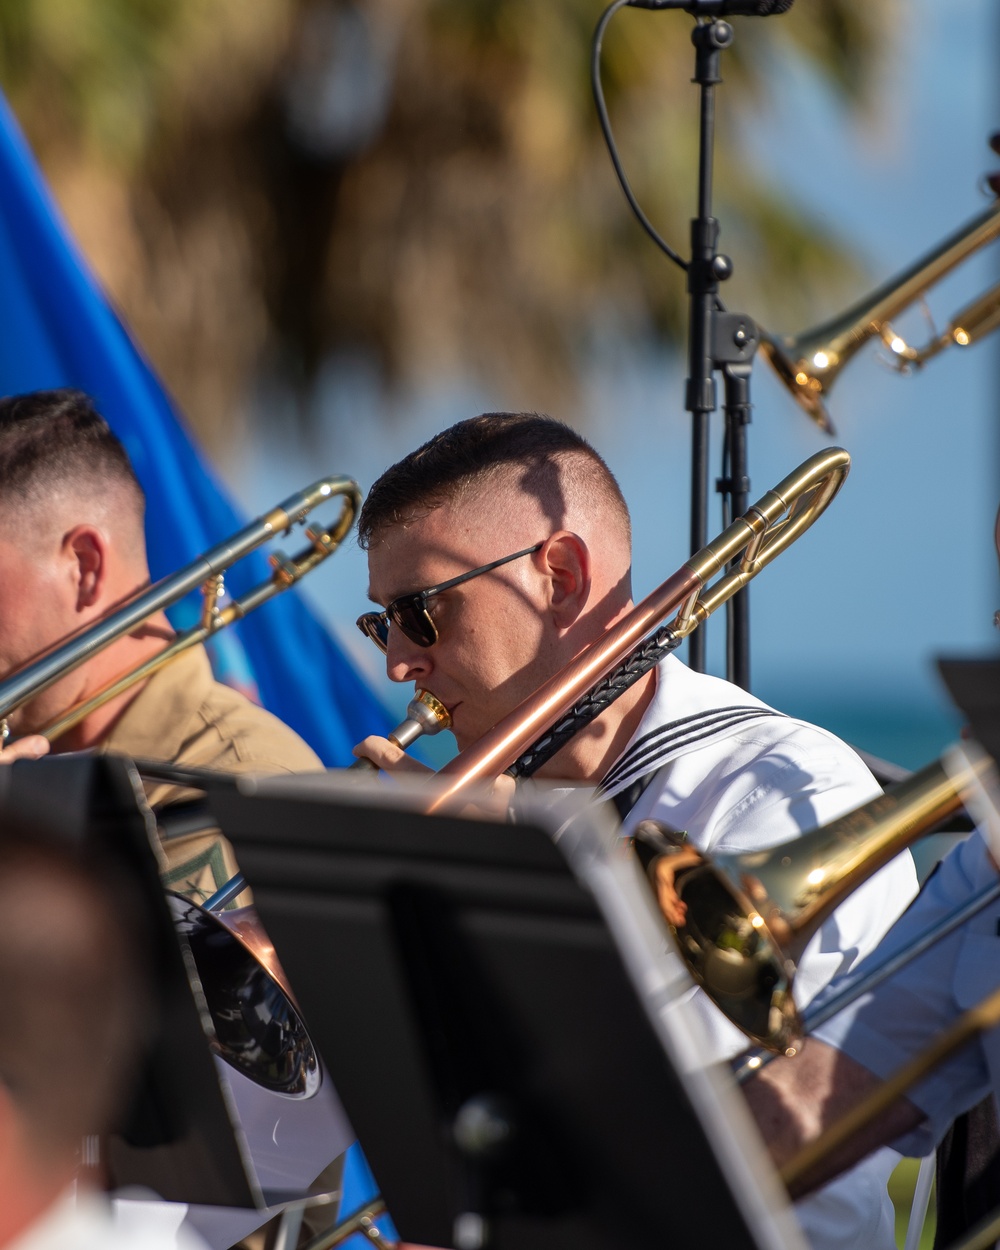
top-left (684, 18), bottom-right (759, 687)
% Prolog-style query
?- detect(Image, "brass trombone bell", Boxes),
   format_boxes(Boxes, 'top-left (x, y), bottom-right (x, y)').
top-left (638, 750), bottom-right (992, 1053)
top-left (760, 199), bottom-right (1000, 434)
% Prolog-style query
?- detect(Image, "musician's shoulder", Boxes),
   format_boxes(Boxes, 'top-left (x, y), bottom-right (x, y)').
top-left (190, 673), bottom-right (324, 773)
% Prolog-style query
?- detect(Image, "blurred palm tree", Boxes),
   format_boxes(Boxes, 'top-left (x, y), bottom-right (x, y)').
top-left (0, 0), bottom-right (894, 450)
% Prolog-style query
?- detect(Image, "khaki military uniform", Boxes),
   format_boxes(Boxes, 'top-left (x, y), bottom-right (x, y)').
top-left (97, 644), bottom-right (323, 903)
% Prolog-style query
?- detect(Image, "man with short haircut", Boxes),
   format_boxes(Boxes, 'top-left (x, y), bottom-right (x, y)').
top-left (0, 388), bottom-right (322, 900)
top-left (351, 411), bottom-right (918, 1250)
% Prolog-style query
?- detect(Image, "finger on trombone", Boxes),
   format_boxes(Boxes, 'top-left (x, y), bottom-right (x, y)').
top-left (351, 735), bottom-right (434, 776)
top-left (0, 733), bottom-right (49, 763)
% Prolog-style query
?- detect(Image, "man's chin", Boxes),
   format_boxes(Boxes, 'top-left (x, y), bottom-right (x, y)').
top-left (450, 721), bottom-right (486, 755)
top-left (449, 708), bottom-right (514, 757)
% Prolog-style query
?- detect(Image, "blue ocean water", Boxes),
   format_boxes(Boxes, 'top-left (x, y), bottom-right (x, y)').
top-left (757, 683), bottom-right (964, 773)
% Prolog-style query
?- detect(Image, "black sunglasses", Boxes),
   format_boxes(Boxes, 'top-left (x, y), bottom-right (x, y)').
top-left (357, 543), bottom-right (543, 654)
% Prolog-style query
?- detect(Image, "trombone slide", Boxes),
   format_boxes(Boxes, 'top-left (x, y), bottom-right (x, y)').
top-left (0, 477), bottom-right (361, 743)
top-left (427, 447), bottom-right (851, 811)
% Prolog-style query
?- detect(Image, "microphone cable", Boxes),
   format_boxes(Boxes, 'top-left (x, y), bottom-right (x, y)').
top-left (591, 0), bottom-right (691, 274)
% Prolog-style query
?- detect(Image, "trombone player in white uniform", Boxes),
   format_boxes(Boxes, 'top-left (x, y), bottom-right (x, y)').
top-left (351, 410), bottom-right (918, 1250)
top-left (741, 502), bottom-right (1000, 1203)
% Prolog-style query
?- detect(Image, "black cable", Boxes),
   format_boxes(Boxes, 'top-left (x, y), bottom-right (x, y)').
top-left (591, 0), bottom-right (689, 273)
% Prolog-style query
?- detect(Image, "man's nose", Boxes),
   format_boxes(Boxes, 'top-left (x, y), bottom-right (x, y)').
top-left (385, 628), bottom-right (432, 685)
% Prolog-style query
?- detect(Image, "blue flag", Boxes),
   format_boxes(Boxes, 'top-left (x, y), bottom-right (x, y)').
top-left (0, 93), bottom-right (388, 764)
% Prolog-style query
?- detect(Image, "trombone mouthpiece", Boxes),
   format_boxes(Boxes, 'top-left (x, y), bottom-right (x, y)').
top-left (391, 689), bottom-right (452, 749)
top-left (349, 689), bottom-right (452, 770)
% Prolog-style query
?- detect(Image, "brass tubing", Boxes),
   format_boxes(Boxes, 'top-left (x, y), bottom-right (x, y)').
top-left (427, 562), bottom-right (702, 809)
top-left (761, 199), bottom-right (1000, 431)
top-left (428, 448), bottom-right (850, 812)
top-left (774, 759), bottom-right (965, 965)
top-left (780, 984), bottom-right (1000, 1196)
top-left (658, 754), bottom-right (980, 1052)
top-left (0, 476), bottom-right (361, 744)
top-left (733, 874), bottom-right (1000, 1084)
top-left (41, 624), bottom-right (218, 743)
top-left (908, 280), bottom-right (1000, 368)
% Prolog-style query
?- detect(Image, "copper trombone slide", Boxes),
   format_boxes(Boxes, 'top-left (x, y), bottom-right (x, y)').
top-left (0, 476), bottom-right (361, 744)
top-left (426, 447), bottom-right (851, 812)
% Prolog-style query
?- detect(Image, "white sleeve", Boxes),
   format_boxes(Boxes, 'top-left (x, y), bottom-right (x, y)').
top-left (627, 726), bottom-right (919, 1250)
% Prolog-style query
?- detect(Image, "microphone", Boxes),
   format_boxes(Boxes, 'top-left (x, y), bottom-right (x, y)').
top-left (627, 0), bottom-right (793, 14)
top-left (349, 689), bottom-right (452, 770)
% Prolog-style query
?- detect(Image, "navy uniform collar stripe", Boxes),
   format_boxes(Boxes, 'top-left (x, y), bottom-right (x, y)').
top-left (599, 708), bottom-right (785, 798)
top-left (601, 705), bottom-right (781, 790)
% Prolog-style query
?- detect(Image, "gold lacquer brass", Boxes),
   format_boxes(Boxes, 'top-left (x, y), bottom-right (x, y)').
top-left (429, 448), bottom-right (851, 809)
top-left (637, 754), bottom-right (983, 1052)
top-left (0, 476), bottom-right (361, 745)
top-left (761, 199), bottom-right (1000, 434)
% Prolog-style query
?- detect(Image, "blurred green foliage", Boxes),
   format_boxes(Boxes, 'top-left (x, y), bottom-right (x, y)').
top-left (0, 0), bottom-right (895, 446)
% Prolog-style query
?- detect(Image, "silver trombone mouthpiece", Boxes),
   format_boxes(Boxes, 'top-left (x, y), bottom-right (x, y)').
top-left (350, 689), bottom-right (452, 770)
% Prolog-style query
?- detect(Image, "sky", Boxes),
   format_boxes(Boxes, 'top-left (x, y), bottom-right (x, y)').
top-left (229, 0), bottom-right (999, 770)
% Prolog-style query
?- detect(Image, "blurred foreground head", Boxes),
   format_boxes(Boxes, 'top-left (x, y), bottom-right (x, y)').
top-left (0, 828), bottom-right (147, 1172)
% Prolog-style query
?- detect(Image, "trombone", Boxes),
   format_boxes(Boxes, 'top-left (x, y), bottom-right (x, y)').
top-left (425, 447), bottom-right (851, 811)
top-left (638, 744), bottom-right (998, 1054)
top-left (760, 199), bottom-right (1000, 433)
top-left (0, 476), bottom-right (361, 745)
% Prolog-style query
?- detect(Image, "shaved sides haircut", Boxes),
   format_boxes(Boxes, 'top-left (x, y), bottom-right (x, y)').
top-left (358, 412), bottom-right (630, 548)
top-left (0, 389), bottom-right (144, 525)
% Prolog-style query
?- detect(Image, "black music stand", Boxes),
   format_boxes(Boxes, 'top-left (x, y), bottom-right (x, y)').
top-left (0, 754), bottom-right (259, 1207)
top-left (208, 771), bottom-right (803, 1250)
top-left (938, 658), bottom-right (1000, 767)
top-left (931, 659), bottom-right (1000, 1249)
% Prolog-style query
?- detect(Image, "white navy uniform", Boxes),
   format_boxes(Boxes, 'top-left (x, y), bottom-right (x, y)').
top-left (604, 656), bottom-right (920, 1250)
top-left (813, 826), bottom-right (1000, 1159)
top-left (10, 1188), bottom-right (210, 1250)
